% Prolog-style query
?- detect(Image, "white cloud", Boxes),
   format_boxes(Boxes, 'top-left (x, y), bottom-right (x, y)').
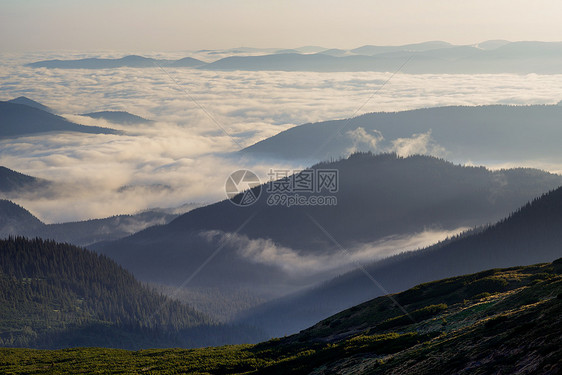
top-left (345, 127), bottom-right (384, 154)
top-left (199, 227), bottom-right (469, 277)
top-left (0, 132), bottom-right (297, 222)
top-left (2, 52), bottom-right (562, 222)
top-left (345, 128), bottom-right (448, 158)
top-left (390, 130), bottom-right (447, 158)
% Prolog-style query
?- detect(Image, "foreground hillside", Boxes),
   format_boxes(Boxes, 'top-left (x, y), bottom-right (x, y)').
top-left (0, 237), bottom-right (263, 349)
top-left (1, 259), bottom-right (560, 374)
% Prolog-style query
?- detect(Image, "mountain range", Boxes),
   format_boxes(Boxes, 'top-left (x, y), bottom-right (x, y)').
top-left (201, 41), bottom-right (562, 73)
top-left (26, 55), bottom-right (206, 69)
top-left (1, 97), bottom-right (149, 128)
top-left (0, 100), bottom-right (118, 138)
top-left (90, 153), bottom-right (562, 320)
top-left (80, 111), bottom-right (152, 125)
top-left (5, 39), bottom-right (562, 369)
top-left (0, 164), bottom-right (201, 246)
top-left (26, 41), bottom-right (562, 73)
top-left (242, 105), bottom-right (562, 165)
top-left (239, 184), bottom-right (562, 336)
top-left (0, 199), bottom-right (183, 246)
top-left (350, 41), bottom-right (456, 55)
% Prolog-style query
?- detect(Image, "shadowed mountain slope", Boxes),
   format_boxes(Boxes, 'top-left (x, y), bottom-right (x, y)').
top-left (0, 101), bottom-right (117, 137)
top-left (239, 185), bottom-right (562, 336)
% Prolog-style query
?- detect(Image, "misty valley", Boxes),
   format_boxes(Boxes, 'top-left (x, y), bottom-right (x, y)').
top-left (1, 37), bottom-right (562, 374)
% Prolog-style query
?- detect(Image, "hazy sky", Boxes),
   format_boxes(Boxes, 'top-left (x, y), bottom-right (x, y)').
top-left (1, 0), bottom-right (561, 52)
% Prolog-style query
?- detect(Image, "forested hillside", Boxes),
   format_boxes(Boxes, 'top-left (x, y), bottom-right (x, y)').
top-left (0, 237), bottom-right (263, 349)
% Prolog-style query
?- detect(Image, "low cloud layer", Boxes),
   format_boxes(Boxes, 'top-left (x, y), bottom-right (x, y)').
top-left (3, 52), bottom-right (562, 145)
top-left (2, 52), bottom-right (562, 222)
top-left (199, 227), bottom-right (469, 277)
top-left (0, 132), bottom-right (294, 223)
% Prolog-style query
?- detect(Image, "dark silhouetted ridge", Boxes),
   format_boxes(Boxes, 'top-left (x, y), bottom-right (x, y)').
top-left (0, 101), bottom-right (118, 137)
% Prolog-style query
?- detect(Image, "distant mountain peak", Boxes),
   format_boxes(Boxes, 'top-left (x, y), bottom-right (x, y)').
top-left (0, 199), bottom-right (45, 236)
top-left (0, 101), bottom-right (118, 137)
top-left (120, 54), bottom-right (149, 60)
top-left (26, 55), bottom-right (205, 69)
top-left (7, 96), bottom-right (53, 113)
top-left (80, 110), bottom-right (152, 125)
top-left (475, 39), bottom-right (511, 50)
top-left (0, 166), bottom-right (50, 194)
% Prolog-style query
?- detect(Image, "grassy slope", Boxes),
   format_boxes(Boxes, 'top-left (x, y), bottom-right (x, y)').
top-left (1, 258), bottom-right (561, 374)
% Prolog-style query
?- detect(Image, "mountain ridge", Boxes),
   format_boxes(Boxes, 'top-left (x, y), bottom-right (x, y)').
top-left (25, 41), bottom-right (562, 73)
top-left (241, 104), bottom-right (562, 165)
top-left (239, 184), bottom-right (562, 336)
top-left (90, 153), bottom-right (562, 322)
top-left (80, 110), bottom-right (152, 125)
top-left (200, 41), bottom-right (562, 73)
top-left (26, 54), bottom-right (206, 69)
top-left (0, 101), bottom-right (118, 137)
top-left (0, 166), bottom-right (51, 195)
top-left (6, 96), bottom-right (53, 113)
top-left (0, 199), bottom-right (184, 246)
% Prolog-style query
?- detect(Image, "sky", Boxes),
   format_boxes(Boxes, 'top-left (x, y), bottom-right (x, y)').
top-left (1, 0), bottom-right (562, 52)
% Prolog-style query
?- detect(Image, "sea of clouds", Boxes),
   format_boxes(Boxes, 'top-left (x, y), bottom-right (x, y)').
top-left (2, 51), bottom-right (562, 223)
